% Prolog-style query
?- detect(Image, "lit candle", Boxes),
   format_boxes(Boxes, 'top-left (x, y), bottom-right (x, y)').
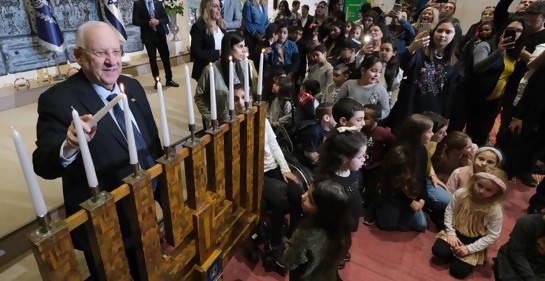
top-left (244, 54), bottom-right (250, 103)
top-left (258, 49), bottom-right (264, 97)
top-left (12, 128), bottom-right (48, 217)
top-left (87, 93), bottom-right (124, 127)
top-left (209, 63), bottom-right (217, 120)
top-left (184, 64), bottom-right (196, 125)
top-left (71, 109), bottom-right (99, 187)
top-left (155, 78), bottom-right (170, 147)
top-left (228, 56), bottom-right (234, 111)
top-left (120, 92), bottom-right (138, 165)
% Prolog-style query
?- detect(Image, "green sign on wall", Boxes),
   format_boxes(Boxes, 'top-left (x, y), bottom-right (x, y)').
top-left (345, 0), bottom-right (375, 22)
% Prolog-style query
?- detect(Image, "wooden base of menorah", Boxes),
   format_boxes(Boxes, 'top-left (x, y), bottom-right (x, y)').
top-left (28, 219), bottom-right (81, 281)
top-left (124, 169), bottom-right (167, 281)
top-left (80, 191), bottom-right (131, 281)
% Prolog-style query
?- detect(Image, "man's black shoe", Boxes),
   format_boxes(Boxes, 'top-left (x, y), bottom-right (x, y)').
top-left (166, 80), bottom-right (179, 87)
top-left (517, 172), bottom-right (537, 187)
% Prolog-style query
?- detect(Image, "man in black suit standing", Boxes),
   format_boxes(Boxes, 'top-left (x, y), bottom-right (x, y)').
top-left (132, 0), bottom-right (179, 88)
top-left (33, 21), bottom-right (163, 280)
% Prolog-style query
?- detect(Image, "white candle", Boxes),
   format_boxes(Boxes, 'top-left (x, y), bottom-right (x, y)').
top-left (122, 95), bottom-right (138, 165)
top-left (156, 79), bottom-right (170, 147)
top-left (209, 63), bottom-right (217, 120)
top-left (244, 55), bottom-right (250, 102)
top-left (228, 56), bottom-right (234, 111)
top-left (184, 64), bottom-right (196, 125)
top-left (258, 50), bottom-right (264, 97)
top-left (12, 128), bottom-right (48, 217)
top-left (86, 93), bottom-right (124, 127)
top-left (71, 109), bottom-right (99, 187)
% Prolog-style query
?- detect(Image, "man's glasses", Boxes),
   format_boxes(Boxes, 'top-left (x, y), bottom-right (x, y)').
top-left (79, 48), bottom-right (124, 58)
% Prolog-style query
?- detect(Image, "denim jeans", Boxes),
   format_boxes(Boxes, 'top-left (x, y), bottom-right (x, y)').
top-left (426, 178), bottom-right (452, 210)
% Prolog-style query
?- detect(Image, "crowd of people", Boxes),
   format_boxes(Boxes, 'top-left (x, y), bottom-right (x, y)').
top-left (30, 0), bottom-right (545, 280)
top-left (188, 0), bottom-right (545, 280)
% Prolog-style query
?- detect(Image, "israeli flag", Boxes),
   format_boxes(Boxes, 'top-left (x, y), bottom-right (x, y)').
top-left (30, 0), bottom-right (65, 52)
top-left (101, 0), bottom-right (128, 41)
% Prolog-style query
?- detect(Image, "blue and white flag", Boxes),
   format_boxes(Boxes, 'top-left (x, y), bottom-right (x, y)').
top-left (100, 0), bottom-right (128, 42)
top-left (30, 0), bottom-right (65, 52)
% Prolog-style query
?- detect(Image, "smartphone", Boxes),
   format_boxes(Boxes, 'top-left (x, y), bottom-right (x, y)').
top-left (504, 29), bottom-right (516, 42)
top-left (393, 3), bottom-right (402, 12)
top-left (417, 23), bottom-right (432, 35)
top-left (436, 0), bottom-right (448, 3)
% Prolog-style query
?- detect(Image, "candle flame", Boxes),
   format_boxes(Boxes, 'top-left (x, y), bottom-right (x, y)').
top-left (156, 77), bottom-right (160, 82)
top-left (229, 56), bottom-right (232, 61)
top-left (119, 83), bottom-right (125, 93)
top-left (262, 48), bottom-right (265, 53)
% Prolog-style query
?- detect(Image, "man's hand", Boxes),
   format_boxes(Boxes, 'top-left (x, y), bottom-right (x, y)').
top-left (283, 172), bottom-right (300, 184)
top-left (149, 18), bottom-right (159, 27)
top-left (64, 114), bottom-right (97, 158)
top-left (510, 118), bottom-right (523, 135)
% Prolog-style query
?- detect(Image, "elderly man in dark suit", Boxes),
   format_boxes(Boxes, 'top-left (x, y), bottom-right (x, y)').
top-left (132, 0), bottom-right (179, 89)
top-left (33, 21), bottom-right (163, 281)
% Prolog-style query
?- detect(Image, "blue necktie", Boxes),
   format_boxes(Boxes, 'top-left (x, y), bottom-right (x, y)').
top-left (148, 1), bottom-right (157, 32)
top-left (107, 94), bottom-right (157, 188)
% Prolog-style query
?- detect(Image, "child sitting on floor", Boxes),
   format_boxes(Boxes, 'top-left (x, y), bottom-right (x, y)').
top-left (432, 167), bottom-right (508, 279)
top-left (446, 146), bottom-right (504, 192)
top-left (375, 114), bottom-right (433, 232)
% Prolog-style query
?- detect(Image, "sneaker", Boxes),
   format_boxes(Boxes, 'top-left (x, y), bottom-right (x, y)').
top-left (517, 172), bottom-right (538, 187)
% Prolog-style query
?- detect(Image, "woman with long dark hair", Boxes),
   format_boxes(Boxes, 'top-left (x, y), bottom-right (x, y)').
top-left (194, 32), bottom-right (257, 126)
top-left (449, 17), bottom-right (527, 146)
top-left (386, 18), bottom-right (460, 130)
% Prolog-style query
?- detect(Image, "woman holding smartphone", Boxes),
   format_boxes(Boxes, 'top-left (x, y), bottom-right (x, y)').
top-left (385, 18), bottom-right (459, 130)
top-left (449, 17), bottom-right (526, 146)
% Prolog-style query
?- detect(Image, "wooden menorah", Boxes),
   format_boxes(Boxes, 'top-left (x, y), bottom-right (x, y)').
top-left (28, 103), bottom-right (266, 281)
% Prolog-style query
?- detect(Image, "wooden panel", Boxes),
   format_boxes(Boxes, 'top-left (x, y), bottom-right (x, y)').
top-left (193, 202), bottom-right (215, 265)
top-left (206, 125), bottom-right (227, 199)
top-left (225, 116), bottom-right (242, 207)
top-left (80, 193), bottom-right (131, 281)
top-left (124, 172), bottom-right (167, 281)
top-left (164, 238), bottom-right (197, 278)
top-left (240, 107), bottom-right (257, 210)
top-left (184, 142), bottom-right (208, 211)
top-left (157, 154), bottom-right (194, 248)
top-left (253, 103), bottom-right (267, 215)
top-left (28, 220), bottom-right (82, 281)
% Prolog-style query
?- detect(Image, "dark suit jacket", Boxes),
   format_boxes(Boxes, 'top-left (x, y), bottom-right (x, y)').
top-left (190, 19), bottom-right (224, 80)
top-left (513, 65), bottom-right (545, 134)
top-left (132, 0), bottom-right (170, 40)
top-left (33, 72), bottom-right (163, 250)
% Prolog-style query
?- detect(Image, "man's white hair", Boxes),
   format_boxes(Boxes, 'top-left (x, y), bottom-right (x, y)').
top-left (75, 21), bottom-right (116, 49)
